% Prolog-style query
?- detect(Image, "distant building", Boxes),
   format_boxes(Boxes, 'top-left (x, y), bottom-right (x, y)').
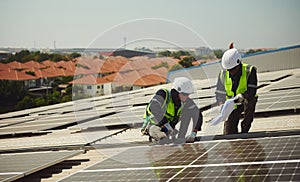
top-left (69, 75), bottom-right (113, 96)
top-left (112, 49), bottom-right (156, 58)
top-left (0, 50), bottom-right (12, 61)
top-left (194, 47), bottom-right (212, 56)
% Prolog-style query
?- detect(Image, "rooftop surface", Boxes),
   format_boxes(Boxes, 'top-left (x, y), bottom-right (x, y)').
top-left (0, 68), bottom-right (299, 181)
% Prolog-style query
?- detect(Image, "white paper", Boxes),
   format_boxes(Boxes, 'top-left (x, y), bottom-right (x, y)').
top-left (210, 98), bottom-right (235, 125)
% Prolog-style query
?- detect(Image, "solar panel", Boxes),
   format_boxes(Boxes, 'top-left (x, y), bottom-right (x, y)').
top-left (203, 88), bottom-right (300, 122)
top-left (255, 89), bottom-right (300, 112)
top-left (0, 101), bottom-right (75, 120)
top-left (0, 106), bottom-right (120, 136)
top-left (0, 150), bottom-right (83, 181)
top-left (0, 128), bottom-right (127, 152)
top-left (59, 135), bottom-right (300, 181)
top-left (258, 71), bottom-right (290, 82)
top-left (265, 75), bottom-right (300, 91)
top-left (73, 110), bottom-right (145, 130)
top-left (0, 116), bottom-right (35, 128)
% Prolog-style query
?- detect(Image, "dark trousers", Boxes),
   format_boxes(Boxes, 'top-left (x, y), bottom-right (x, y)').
top-left (224, 97), bottom-right (257, 135)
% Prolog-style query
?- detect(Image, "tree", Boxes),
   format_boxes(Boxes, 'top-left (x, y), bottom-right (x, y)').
top-left (179, 56), bottom-right (195, 68)
top-left (69, 52), bottom-right (81, 59)
top-left (213, 49), bottom-right (224, 59)
top-left (16, 96), bottom-right (34, 109)
top-left (169, 64), bottom-right (183, 71)
top-left (171, 50), bottom-right (190, 59)
top-left (151, 62), bottom-right (169, 69)
top-left (246, 49), bottom-right (263, 55)
top-left (35, 97), bottom-right (46, 107)
top-left (158, 50), bottom-right (171, 57)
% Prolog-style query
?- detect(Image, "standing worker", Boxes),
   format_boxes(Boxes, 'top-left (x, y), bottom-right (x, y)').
top-left (141, 77), bottom-right (203, 144)
top-left (215, 44), bottom-right (258, 135)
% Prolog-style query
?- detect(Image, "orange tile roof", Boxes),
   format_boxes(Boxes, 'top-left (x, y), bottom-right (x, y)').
top-left (112, 68), bottom-right (167, 86)
top-left (0, 56), bottom-right (176, 86)
top-left (133, 74), bottom-right (166, 86)
top-left (75, 59), bottom-right (104, 75)
top-left (23, 60), bottom-right (46, 69)
top-left (69, 75), bottom-right (110, 85)
top-left (0, 63), bottom-right (7, 70)
top-left (104, 72), bottom-right (122, 82)
top-left (56, 60), bottom-right (77, 71)
top-left (42, 60), bottom-right (58, 67)
top-left (42, 60), bottom-right (77, 75)
top-left (74, 57), bottom-right (128, 75)
top-left (6, 61), bottom-right (30, 69)
top-left (0, 68), bottom-right (37, 81)
top-left (22, 68), bottom-right (57, 78)
top-left (43, 66), bottom-right (75, 77)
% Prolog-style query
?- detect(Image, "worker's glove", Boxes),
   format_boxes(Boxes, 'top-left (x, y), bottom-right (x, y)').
top-left (186, 131), bottom-right (197, 143)
top-left (149, 125), bottom-right (167, 141)
top-left (234, 94), bottom-right (244, 104)
top-left (162, 123), bottom-right (174, 135)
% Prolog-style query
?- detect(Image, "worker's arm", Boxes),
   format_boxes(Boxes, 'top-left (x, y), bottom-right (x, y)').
top-left (148, 89), bottom-right (168, 126)
top-left (245, 67), bottom-right (258, 99)
top-left (184, 98), bottom-right (202, 131)
top-left (215, 72), bottom-right (226, 105)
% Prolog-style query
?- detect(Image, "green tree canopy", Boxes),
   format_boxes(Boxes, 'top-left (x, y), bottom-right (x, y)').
top-left (4, 50), bottom-right (81, 63)
top-left (246, 49), bottom-right (263, 55)
top-left (213, 49), bottom-right (224, 59)
top-left (179, 56), bottom-right (195, 68)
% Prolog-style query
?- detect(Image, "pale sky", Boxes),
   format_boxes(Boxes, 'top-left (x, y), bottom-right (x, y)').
top-left (0, 0), bottom-right (299, 50)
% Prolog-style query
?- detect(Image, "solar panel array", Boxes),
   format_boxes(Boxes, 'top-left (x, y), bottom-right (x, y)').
top-left (60, 135), bottom-right (300, 181)
top-left (0, 68), bottom-right (299, 181)
top-left (1, 70), bottom-right (299, 139)
top-left (0, 150), bottom-right (83, 181)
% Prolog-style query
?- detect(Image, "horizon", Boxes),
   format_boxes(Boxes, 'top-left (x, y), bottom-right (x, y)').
top-left (1, 0), bottom-right (300, 50)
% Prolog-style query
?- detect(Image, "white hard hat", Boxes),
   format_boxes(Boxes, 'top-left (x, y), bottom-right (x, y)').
top-left (221, 48), bottom-right (242, 70)
top-left (173, 77), bottom-right (193, 94)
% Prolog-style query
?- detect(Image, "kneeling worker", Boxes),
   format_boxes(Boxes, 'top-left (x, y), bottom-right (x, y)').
top-left (141, 77), bottom-right (203, 143)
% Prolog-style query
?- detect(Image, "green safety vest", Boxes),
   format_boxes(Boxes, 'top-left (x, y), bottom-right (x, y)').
top-left (143, 89), bottom-right (182, 128)
top-left (220, 64), bottom-right (258, 100)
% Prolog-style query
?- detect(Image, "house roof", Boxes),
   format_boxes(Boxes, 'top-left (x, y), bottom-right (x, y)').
top-left (101, 57), bottom-right (176, 87)
top-left (0, 68), bottom-right (37, 81)
top-left (56, 60), bottom-right (77, 72)
top-left (99, 51), bottom-right (113, 57)
top-left (23, 60), bottom-right (46, 69)
top-left (43, 66), bottom-right (75, 77)
top-left (6, 61), bottom-right (30, 69)
top-left (112, 68), bottom-right (167, 86)
top-left (0, 56), bottom-right (177, 85)
top-left (69, 75), bottom-right (111, 85)
top-left (22, 68), bottom-right (57, 78)
top-left (133, 74), bottom-right (166, 86)
top-left (0, 63), bottom-right (7, 70)
top-left (42, 60), bottom-right (58, 67)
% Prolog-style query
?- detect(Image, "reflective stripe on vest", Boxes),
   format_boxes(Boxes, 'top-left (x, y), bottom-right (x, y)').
top-left (145, 89), bottom-right (181, 125)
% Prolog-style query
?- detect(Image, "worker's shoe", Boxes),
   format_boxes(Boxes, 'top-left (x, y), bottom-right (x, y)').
top-left (186, 132), bottom-right (197, 143)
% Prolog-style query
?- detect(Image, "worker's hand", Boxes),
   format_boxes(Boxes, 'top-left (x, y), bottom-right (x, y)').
top-left (163, 123), bottom-right (174, 135)
top-left (217, 104), bottom-right (224, 113)
top-left (149, 125), bottom-right (167, 140)
top-left (186, 131), bottom-right (197, 143)
top-left (141, 128), bottom-right (147, 135)
top-left (234, 94), bottom-right (244, 103)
